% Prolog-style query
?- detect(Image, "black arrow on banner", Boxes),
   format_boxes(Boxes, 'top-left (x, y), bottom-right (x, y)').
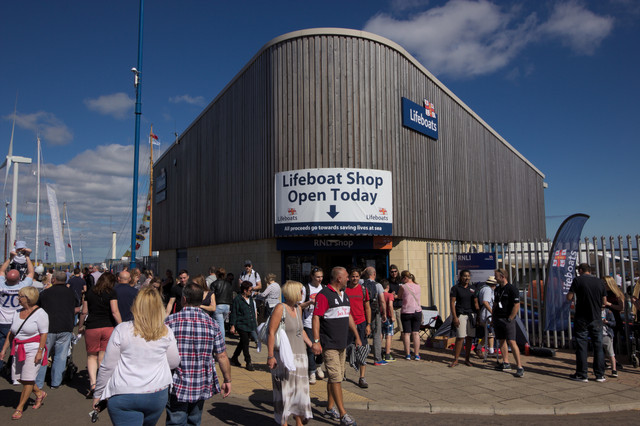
top-left (327, 205), bottom-right (339, 219)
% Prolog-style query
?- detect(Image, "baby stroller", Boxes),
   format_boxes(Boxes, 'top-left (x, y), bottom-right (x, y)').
top-left (63, 333), bottom-right (81, 382)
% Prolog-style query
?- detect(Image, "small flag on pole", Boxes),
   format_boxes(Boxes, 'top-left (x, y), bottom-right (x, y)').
top-left (150, 132), bottom-right (160, 146)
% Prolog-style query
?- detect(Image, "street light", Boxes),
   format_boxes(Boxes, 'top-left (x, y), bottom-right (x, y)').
top-left (129, 0), bottom-right (144, 269)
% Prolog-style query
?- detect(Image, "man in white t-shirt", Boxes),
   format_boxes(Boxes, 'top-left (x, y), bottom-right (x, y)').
top-left (477, 276), bottom-right (497, 356)
top-left (239, 260), bottom-right (261, 292)
top-left (0, 248), bottom-right (34, 372)
top-left (90, 264), bottom-right (103, 287)
top-left (300, 266), bottom-right (324, 384)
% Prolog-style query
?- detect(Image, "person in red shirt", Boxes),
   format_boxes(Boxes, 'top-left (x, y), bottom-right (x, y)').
top-left (344, 268), bottom-right (370, 389)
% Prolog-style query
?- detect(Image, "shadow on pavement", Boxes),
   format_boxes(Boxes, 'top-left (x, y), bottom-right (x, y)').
top-left (0, 389), bottom-right (20, 408)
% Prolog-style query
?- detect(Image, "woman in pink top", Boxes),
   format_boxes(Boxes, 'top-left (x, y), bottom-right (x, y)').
top-left (397, 271), bottom-right (422, 360)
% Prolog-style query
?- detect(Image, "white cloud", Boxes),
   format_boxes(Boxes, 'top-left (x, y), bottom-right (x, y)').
top-left (8, 143), bottom-right (153, 262)
top-left (539, 1), bottom-right (614, 54)
top-left (363, 0), bottom-right (614, 78)
top-left (84, 92), bottom-right (134, 119)
top-left (4, 111), bottom-right (73, 146)
top-left (364, 0), bottom-right (537, 78)
top-left (169, 94), bottom-right (206, 106)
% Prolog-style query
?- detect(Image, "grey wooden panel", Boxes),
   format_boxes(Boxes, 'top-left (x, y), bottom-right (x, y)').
top-left (153, 33), bottom-right (546, 251)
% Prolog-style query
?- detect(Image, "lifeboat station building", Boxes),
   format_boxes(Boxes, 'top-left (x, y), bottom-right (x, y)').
top-left (153, 28), bottom-right (546, 316)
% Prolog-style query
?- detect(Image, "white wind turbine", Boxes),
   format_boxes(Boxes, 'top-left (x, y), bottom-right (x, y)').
top-left (0, 103), bottom-right (32, 252)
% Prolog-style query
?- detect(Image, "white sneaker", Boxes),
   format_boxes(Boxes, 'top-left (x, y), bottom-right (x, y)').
top-left (309, 372), bottom-right (316, 384)
top-left (316, 367), bottom-right (325, 380)
top-left (12, 379), bottom-right (20, 385)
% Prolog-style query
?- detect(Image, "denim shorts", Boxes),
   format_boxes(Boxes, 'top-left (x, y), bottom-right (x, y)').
top-left (382, 319), bottom-right (394, 336)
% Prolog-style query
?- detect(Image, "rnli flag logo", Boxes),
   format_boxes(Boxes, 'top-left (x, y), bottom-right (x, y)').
top-left (423, 99), bottom-right (437, 118)
top-left (552, 249), bottom-right (567, 267)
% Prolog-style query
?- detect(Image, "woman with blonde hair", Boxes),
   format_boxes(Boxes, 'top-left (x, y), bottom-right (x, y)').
top-left (267, 280), bottom-right (313, 426)
top-left (93, 287), bottom-right (180, 425)
top-left (40, 274), bottom-right (51, 290)
top-left (603, 275), bottom-right (624, 346)
top-left (0, 286), bottom-right (49, 420)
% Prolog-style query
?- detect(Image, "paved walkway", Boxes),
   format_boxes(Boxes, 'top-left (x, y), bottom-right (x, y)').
top-left (229, 335), bottom-right (640, 415)
top-left (2, 333), bottom-right (639, 424)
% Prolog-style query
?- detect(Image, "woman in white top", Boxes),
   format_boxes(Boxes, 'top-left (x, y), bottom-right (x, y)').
top-left (0, 286), bottom-right (49, 420)
top-left (93, 287), bottom-right (180, 425)
top-left (257, 273), bottom-right (281, 317)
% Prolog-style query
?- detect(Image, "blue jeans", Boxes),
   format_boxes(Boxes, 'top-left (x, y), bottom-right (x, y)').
top-left (0, 323), bottom-right (11, 371)
top-left (166, 393), bottom-right (204, 426)
top-left (304, 327), bottom-right (316, 373)
top-left (214, 304), bottom-right (230, 341)
top-left (36, 331), bottom-right (73, 388)
top-left (108, 389), bottom-right (168, 426)
top-left (574, 318), bottom-right (605, 378)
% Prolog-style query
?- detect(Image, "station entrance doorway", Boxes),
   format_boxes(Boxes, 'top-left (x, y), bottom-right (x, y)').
top-left (278, 237), bottom-right (392, 285)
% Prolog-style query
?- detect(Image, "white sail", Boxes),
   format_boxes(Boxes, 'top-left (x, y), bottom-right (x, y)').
top-left (46, 184), bottom-right (66, 263)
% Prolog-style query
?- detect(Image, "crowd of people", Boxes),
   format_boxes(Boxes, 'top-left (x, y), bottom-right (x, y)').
top-left (0, 244), bottom-right (636, 425)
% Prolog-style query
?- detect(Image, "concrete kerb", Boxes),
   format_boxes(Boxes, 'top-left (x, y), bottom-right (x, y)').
top-left (227, 338), bottom-right (640, 417)
top-left (341, 401), bottom-right (640, 416)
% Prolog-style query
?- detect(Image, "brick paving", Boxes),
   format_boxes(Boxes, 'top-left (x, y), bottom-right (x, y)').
top-left (229, 335), bottom-right (640, 415)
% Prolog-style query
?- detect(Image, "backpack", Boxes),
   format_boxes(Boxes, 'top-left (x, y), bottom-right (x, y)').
top-left (364, 280), bottom-right (380, 317)
top-left (303, 282), bottom-right (324, 303)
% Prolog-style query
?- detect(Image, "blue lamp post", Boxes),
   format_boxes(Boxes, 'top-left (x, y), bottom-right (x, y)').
top-left (130, 0), bottom-right (144, 268)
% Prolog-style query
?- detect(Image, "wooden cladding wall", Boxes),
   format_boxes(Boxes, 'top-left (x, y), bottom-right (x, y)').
top-left (153, 32), bottom-right (545, 251)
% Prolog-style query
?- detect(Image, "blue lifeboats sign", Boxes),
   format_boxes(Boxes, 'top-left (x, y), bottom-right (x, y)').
top-left (401, 97), bottom-right (439, 140)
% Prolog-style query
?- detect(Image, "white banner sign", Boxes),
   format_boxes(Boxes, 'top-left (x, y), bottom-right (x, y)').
top-left (46, 184), bottom-right (66, 263)
top-left (274, 168), bottom-right (392, 236)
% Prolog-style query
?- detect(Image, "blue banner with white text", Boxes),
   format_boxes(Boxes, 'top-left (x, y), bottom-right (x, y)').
top-left (544, 214), bottom-right (589, 332)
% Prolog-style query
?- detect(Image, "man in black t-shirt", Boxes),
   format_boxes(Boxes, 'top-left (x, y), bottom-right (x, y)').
top-left (166, 269), bottom-right (189, 315)
top-left (449, 270), bottom-right (479, 367)
top-left (493, 268), bottom-right (524, 377)
top-left (35, 271), bottom-right (81, 389)
top-left (67, 268), bottom-right (86, 305)
top-left (567, 263), bottom-right (607, 382)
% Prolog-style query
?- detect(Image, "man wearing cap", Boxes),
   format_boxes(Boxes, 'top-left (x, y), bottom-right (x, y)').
top-left (9, 241), bottom-right (30, 281)
top-left (239, 260), bottom-right (261, 293)
top-left (0, 248), bottom-right (35, 372)
top-left (477, 276), bottom-right (497, 356)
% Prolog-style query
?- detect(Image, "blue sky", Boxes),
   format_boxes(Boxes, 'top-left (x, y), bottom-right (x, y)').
top-left (0, 0), bottom-right (638, 263)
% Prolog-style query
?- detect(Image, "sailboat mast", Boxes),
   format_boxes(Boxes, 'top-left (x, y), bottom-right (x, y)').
top-left (149, 125), bottom-right (154, 257)
top-left (64, 206), bottom-right (75, 265)
top-left (35, 137), bottom-right (41, 265)
top-left (3, 202), bottom-right (8, 260)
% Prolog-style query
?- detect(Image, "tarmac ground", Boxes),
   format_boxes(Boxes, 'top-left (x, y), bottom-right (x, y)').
top-left (1, 330), bottom-right (639, 424)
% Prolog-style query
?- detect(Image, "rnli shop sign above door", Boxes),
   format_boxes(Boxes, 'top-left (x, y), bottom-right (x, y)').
top-left (401, 97), bottom-right (439, 140)
top-left (275, 168), bottom-right (392, 237)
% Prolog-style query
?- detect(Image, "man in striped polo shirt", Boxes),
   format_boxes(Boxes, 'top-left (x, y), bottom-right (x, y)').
top-left (312, 267), bottom-right (361, 426)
